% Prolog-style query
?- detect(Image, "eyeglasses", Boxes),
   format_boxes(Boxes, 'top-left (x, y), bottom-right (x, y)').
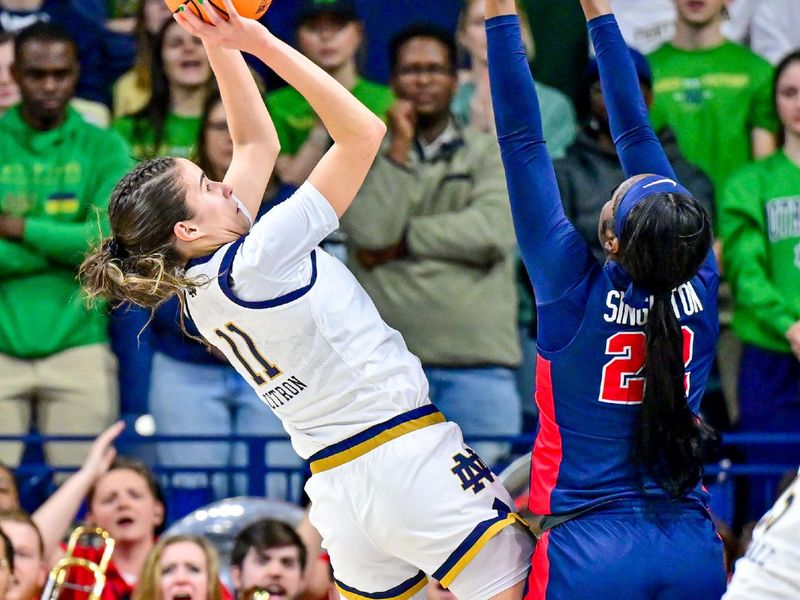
top-left (394, 64), bottom-right (454, 79)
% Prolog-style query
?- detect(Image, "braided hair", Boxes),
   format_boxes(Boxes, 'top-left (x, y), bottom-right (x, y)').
top-left (80, 157), bottom-right (206, 309)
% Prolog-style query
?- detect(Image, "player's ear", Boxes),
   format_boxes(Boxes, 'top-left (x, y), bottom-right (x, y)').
top-left (174, 220), bottom-right (204, 242)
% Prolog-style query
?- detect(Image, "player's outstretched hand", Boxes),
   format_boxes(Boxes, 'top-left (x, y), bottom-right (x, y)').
top-left (173, 0), bottom-right (271, 55)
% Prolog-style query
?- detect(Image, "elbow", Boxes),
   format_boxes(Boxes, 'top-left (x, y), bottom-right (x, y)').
top-left (348, 116), bottom-right (386, 160)
top-left (365, 117), bottom-right (387, 151)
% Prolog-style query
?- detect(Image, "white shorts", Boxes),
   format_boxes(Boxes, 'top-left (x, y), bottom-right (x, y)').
top-left (305, 407), bottom-right (534, 600)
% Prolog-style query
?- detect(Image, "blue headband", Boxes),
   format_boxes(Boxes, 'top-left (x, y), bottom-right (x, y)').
top-left (614, 175), bottom-right (692, 237)
top-left (607, 174), bottom-right (694, 310)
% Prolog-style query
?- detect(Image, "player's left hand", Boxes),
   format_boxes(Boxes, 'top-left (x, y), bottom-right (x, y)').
top-left (173, 0), bottom-right (270, 56)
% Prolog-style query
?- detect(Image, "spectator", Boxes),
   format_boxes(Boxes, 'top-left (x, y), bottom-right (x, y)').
top-left (454, 0), bottom-right (576, 158)
top-left (719, 50), bottom-right (800, 518)
top-left (605, 0), bottom-right (676, 54)
top-left (109, 14), bottom-right (211, 431)
top-left (0, 32), bottom-right (18, 114)
top-left (230, 519), bottom-right (305, 600)
top-left (750, 0), bottom-right (800, 66)
top-left (454, 0), bottom-right (577, 427)
top-left (0, 526), bottom-right (11, 600)
top-left (0, 464), bottom-right (18, 511)
top-left (556, 48), bottom-right (715, 258)
top-left (268, 0), bottom-right (393, 191)
top-left (146, 91), bottom-right (302, 504)
top-left (32, 423), bottom-right (165, 599)
top-left (0, 0), bottom-right (135, 109)
top-left (602, 0), bottom-right (755, 55)
top-left (0, 510), bottom-right (46, 600)
top-left (113, 17), bottom-right (212, 159)
top-left (0, 22), bottom-right (131, 470)
top-left (339, 24), bottom-right (520, 466)
top-left (2, 32), bottom-right (106, 128)
top-left (132, 535), bottom-right (230, 600)
top-left (648, 0), bottom-right (780, 426)
top-left (112, 0), bottom-right (173, 117)
top-left (649, 0), bottom-right (778, 194)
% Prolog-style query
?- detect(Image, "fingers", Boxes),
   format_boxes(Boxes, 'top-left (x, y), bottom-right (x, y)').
top-left (174, 6), bottom-right (204, 34)
top-left (219, 0), bottom-right (241, 20)
top-left (96, 420), bottom-right (126, 448)
top-left (201, 0), bottom-right (225, 26)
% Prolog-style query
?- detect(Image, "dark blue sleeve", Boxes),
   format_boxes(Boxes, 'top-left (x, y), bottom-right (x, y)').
top-left (487, 15), bottom-right (595, 304)
top-left (589, 14), bottom-right (717, 275)
top-left (588, 15), bottom-right (675, 180)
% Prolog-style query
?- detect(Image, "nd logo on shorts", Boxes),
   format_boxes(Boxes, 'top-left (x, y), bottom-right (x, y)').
top-left (451, 448), bottom-right (495, 494)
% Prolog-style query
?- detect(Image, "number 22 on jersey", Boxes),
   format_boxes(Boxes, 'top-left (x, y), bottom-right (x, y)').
top-left (598, 327), bottom-right (695, 404)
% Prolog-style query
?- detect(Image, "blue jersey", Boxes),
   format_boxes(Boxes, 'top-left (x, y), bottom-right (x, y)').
top-left (532, 260), bottom-right (718, 514)
top-left (488, 14), bottom-right (720, 516)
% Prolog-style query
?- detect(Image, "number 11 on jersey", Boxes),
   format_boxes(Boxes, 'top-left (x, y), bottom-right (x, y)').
top-left (215, 322), bottom-right (283, 386)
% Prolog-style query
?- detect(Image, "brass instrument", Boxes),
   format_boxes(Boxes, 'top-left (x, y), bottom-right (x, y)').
top-left (40, 526), bottom-right (115, 600)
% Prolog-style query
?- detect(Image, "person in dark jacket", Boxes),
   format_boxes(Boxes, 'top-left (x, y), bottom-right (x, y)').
top-left (555, 47), bottom-right (714, 259)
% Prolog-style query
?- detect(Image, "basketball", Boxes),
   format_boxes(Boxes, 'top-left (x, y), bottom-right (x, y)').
top-left (164, 0), bottom-right (272, 22)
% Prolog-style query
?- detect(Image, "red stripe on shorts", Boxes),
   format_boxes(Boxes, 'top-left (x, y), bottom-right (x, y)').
top-left (527, 530), bottom-right (550, 600)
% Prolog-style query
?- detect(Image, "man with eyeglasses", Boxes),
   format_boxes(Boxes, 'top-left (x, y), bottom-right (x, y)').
top-left (340, 23), bottom-right (521, 468)
top-left (0, 525), bottom-right (13, 598)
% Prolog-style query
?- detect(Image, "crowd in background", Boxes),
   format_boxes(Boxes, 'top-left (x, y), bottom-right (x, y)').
top-left (0, 0), bottom-right (799, 597)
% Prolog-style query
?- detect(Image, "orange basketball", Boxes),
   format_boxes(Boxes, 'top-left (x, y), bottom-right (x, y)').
top-left (165, 0), bottom-right (272, 22)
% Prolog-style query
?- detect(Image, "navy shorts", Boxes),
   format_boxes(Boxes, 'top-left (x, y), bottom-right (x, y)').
top-left (527, 500), bottom-right (726, 600)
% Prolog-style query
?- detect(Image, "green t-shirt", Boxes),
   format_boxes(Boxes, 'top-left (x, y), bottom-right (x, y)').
top-left (113, 112), bottom-right (202, 159)
top-left (0, 106), bottom-right (133, 357)
top-left (267, 78), bottom-right (394, 156)
top-left (720, 151), bottom-right (800, 353)
top-left (648, 41), bottom-right (778, 193)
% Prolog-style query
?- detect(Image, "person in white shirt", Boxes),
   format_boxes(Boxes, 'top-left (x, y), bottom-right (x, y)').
top-left (79, 3), bottom-right (534, 600)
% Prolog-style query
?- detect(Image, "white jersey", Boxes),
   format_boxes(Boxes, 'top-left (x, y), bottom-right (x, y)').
top-left (724, 470), bottom-right (800, 600)
top-left (185, 182), bottom-right (430, 459)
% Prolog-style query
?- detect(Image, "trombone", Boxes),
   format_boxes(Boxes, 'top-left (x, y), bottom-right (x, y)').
top-left (40, 526), bottom-right (115, 600)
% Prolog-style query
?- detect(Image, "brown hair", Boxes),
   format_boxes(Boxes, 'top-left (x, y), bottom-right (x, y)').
top-left (0, 510), bottom-right (44, 557)
top-left (132, 535), bottom-right (223, 600)
top-left (80, 157), bottom-right (206, 310)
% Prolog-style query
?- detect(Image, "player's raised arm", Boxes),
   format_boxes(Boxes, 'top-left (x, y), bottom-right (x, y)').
top-left (578, 0), bottom-right (675, 179)
top-left (176, 0), bottom-right (385, 218)
top-left (174, 7), bottom-right (279, 219)
top-left (485, 0), bottom-right (594, 304)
